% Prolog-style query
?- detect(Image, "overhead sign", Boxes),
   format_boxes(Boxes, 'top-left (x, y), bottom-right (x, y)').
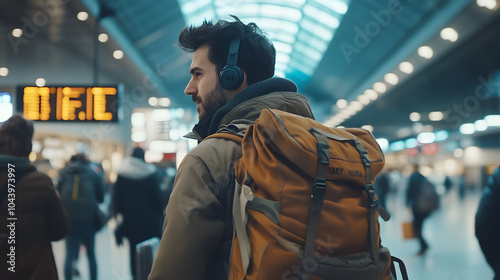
top-left (17, 85), bottom-right (121, 122)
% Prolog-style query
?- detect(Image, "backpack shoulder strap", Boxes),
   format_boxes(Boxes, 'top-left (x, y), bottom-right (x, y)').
top-left (205, 132), bottom-right (243, 144)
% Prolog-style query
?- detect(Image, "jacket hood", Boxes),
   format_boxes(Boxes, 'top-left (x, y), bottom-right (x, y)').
top-left (0, 155), bottom-right (36, 173)
top-left (0, 155), bottom-right (37, 188)
top-left (190, 77), bottom-right (314, 140)
top-left (61, 161), bottom-right (93, 175)
top-left (117, 157), bottom-right (157, 180)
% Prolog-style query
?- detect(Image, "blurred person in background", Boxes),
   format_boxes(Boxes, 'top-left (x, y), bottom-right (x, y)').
top-left (374, 168), bottom-right (392, 210)
top-left (0, 114), bottom-right (68, 279)
top-left (58, 153), bottom-right (105, 280)
top-left (112, 147), bottom-right (165, 279)
top-left (475, 165), bottom-right (500, 280)
top-left (406, 163), bottom-right (439, 256)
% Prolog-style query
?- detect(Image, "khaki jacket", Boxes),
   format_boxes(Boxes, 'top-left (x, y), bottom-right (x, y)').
top-left (149, 78), bottom-right (314, 280)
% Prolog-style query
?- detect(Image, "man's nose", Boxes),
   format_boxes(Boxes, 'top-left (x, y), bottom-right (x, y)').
top-left (184, 78), bottom-right (197, 96)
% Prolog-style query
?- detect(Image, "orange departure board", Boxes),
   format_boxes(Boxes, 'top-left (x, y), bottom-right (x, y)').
top-left (17, 86), bottom-right (120, 122)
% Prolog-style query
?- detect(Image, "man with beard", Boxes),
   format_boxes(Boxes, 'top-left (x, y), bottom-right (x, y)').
top-left (149, 16), bottom-right (314, 280)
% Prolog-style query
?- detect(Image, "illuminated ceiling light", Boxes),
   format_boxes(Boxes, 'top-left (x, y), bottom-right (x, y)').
top-left (314, 0), bottom-right (349, 14)
top-left (357, 94), bottom-right (370, 105)
top-left (349, 101), bottom-right (363, 112)
top-left (98, 33), bottom-right (109, 43)
top-left (336, 99), bottom-right (348, 109)
top-left (35, 78), bottom-right (46, 87)
top-left (148, 97), bottom-right (158, 106)
top-left (384, 73), bottom-right (399, 85)
top-left (131, 131), bottom-right (147, 143)
top-left (373, 82), bottom-right (387, 94)
top-left (12, 28), bottom-right (22, 38)
top-left (453, 148), bottom-right (464, 158)
top-left (389, 141), bottom-right (405, 152)
top-left (417, 132), bottom-right (435, 144)
top-left (405, 138), bottom-right (418, 148)
top-left (409, 112), bottom-right (421, 122)
top-left (418, 46), bottom-right (434, 59)
top-left (131, 112), bottom-right (146, 127)
top-left (113, 50), bottom-right (124, 59)
top-left (77, 11), bottom-right (89, 21)
top-left (364, 89), bottom-right (378, 101)
top-left (440, 27), bottom-right (459, 42)
top-left (361, 125), bottom-right (373, 132)
top-left (260, 4), bottom-right (302, 22)
top-left (152, 109), bottom-right (170, 121)
top-left (399, 61), bottom-right (414, 74)
top-left (159, 97), bottom-right (171, 107)
top-left (484, 115), bottom-right (500, 126)
top-left (459, 123), bottom-right (475, 134)
top-left (474, 119), bottom-right (488, 131)
top-left (476, 0), bottom-right (497, 10)
top-left (303, 4), bottom-right (340, 29)
top-left (343, 107), bottom-right (357, 116)
top-left (276, 53), bottom-right (290, 64)
top-left (428, 111), bottom-right (444, 121)
top-left (339, 109), bottom-right (354, 118)
top-left (275, 70), bottom-right (286, 77)
top-left (274, 41), bottom-right (293, 54)
top-left (0, 67), bottom-right (8, 77)
top-left (434, 130), bottom-right (449, 141)
top-left (376, 138), bottom-right (389, 152)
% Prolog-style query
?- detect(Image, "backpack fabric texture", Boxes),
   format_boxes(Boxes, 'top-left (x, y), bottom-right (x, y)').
top-left (58, 162), bottom-right (104, 227)
top-left (207, 109), bottom-right (396, 280)
top-left (415, 179), bottom-right (440, 215)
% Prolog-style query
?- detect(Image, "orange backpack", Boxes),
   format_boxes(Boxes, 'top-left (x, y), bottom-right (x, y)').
top-left (208, 109), bottom-right (407, 280)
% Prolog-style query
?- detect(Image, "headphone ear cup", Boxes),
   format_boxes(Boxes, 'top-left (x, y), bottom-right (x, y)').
top-left (219, 66), bottom-right (243, 90)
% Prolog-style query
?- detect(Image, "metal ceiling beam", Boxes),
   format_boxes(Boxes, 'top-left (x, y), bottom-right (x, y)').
top-left (79, 0), bottom-right (171, 97)
top-left (344, 0), bottom-right (472, 103)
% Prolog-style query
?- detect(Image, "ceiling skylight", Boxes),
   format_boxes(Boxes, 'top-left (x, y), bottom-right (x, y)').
top-left (177, 0), bottom-right (350, 82)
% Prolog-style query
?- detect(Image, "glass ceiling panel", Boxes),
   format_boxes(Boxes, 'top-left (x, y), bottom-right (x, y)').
top-left (177, 0), bottom-right (350, 82)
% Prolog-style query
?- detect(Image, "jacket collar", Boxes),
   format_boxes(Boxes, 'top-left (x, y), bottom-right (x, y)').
top-left (190, 77), bottom-right (300, 141)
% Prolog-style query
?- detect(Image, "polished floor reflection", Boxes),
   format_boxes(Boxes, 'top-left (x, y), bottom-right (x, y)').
top-left (51, 188), bottom-right (494, 280)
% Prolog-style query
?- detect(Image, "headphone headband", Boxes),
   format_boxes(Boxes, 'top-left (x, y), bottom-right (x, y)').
top-left (226, 37), bottom-right (240, 67)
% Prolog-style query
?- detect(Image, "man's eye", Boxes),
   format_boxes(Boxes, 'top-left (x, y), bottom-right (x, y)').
top-left (195, 72), bottom-right (202, 77)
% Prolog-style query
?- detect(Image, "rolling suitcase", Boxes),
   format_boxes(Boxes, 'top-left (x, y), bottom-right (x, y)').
top-left (135, 237), bottom-right (160, 280)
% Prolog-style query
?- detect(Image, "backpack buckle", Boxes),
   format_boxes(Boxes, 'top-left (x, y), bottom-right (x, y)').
top-left (314, 178), bottom-right (326, 190)
top-left (364, 183), bottom-right (379, 207)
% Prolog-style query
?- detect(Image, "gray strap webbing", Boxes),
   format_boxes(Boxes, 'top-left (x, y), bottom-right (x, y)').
top-left (304, 128), bottom-right (330, 259)
top-left (246, 196), bottom-right (280, 224)
top-left (232, 177), bottom-right (253, 275)
top-left (312, 127), bottom-right (382, 272)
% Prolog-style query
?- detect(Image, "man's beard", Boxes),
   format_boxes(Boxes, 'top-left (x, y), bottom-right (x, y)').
top-left (198, 83), bottom-right (227, 123)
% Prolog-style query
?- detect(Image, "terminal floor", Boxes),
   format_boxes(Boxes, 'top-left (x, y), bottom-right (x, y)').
top-left (52, 189), bottom-right (495, 280)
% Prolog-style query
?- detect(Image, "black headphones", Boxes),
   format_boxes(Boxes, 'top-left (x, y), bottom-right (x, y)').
top-left (219, 37), bottom-right (244, 90)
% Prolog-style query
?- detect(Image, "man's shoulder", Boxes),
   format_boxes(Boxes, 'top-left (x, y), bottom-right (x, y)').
top-left (181, 136), bottom-right (243, 172)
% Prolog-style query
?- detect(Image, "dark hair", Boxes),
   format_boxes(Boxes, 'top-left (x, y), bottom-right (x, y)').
top-left (179, 16), bottom-right (276, 86)
top-left (0, 114), bottom-right (34, 157)
top-left (70, 153), bottom-right (89, 164)
top-left (131, 146), bottom-right (145, 160)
